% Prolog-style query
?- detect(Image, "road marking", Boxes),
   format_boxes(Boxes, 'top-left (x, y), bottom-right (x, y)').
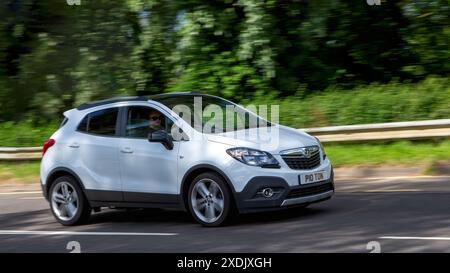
top-left (0, 191), bottom-right (41, 195)
top-left (19, 197), bottom-right (44, 200)
top-left (0, 230), bottom-right (178, 236)
top-left (380, 236), bottom-right (450, 241)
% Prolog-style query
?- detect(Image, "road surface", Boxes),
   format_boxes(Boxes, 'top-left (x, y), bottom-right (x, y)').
top-left (1, 175), bottom-right (450, 253)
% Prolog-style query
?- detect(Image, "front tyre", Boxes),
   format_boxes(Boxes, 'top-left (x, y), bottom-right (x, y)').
top-left (49, 176), bottom-right (91, 226)
top-left (188, 172), bottom-right (234, 227)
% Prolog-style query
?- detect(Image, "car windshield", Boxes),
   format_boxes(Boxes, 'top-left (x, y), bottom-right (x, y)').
top-left (152, 94), bottom-right (271, 133)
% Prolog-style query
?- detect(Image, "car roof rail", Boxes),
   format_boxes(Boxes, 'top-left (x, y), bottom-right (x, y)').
top-left (76, 96), bottom-right (149, 111)
top-left (149, 91), bottom-right (215, 100)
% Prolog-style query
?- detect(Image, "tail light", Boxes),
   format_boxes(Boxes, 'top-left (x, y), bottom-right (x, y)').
top-left (42, 139), bottom-right (55, 156)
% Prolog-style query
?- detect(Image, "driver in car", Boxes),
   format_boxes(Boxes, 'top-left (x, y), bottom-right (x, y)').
top-left (149, 109), bottom-right (164, 132)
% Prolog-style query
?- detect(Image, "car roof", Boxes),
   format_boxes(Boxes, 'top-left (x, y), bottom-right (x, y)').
top-left (76, 92), bottom-right (218, 111)
top-left (76, 96), bottom-right (149, 110)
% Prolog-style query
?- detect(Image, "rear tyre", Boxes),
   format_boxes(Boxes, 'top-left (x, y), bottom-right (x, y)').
top-left (188, 172), bottom-right (235, 227)
top-left (49, 176), bottom-right (91, 226)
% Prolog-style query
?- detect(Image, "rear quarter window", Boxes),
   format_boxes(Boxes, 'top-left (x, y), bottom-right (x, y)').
top-left (60, 117), bottom-right (69, 128)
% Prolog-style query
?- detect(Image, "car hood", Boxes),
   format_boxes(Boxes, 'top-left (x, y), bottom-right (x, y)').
top-left (206, 125), bottom-right (318, 154)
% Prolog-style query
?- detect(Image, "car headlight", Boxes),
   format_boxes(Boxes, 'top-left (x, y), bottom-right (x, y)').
top-left (226, 147), bottom-right (280, 168)
top-left (314, 137), bottom-right (327, 159)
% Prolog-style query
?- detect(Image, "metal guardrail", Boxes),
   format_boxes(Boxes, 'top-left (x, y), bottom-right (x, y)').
top-left (0, 147), bottom-right (42, 153)
top-left (301, 119), bottom-right (450, 143)
top-left (0, 150), bottom-right (42, 161)
top-left (1, 119), bottom-right (449, 161)
top-left (303, 119), bottom-right (450, 134)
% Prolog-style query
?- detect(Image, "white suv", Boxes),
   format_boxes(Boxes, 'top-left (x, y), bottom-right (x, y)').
top-left (40, 92), bottom-right (334, 227)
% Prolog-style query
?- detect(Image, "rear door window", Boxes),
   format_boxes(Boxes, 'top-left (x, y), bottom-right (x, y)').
top-left (77, 108), bottom-right (119, 136)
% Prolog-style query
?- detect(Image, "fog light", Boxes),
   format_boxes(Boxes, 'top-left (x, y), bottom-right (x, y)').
top-left (261, 188), bottom-right (274, 198)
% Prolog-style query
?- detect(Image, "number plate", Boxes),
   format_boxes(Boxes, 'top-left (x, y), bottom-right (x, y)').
top-left (299, 171), bottom-right (326, 185)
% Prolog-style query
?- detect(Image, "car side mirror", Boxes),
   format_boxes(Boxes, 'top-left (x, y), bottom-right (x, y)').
top-left (148, 130), bottom-right (174, 150)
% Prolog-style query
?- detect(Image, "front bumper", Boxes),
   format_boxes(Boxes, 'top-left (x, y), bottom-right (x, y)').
top-left (235, 170), bottom-right (334, 213)
top-left (281, 189), bottom-right (333, 207)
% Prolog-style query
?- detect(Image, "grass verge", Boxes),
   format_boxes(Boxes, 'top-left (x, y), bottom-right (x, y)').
top-left (325, 140), bottom-right (450, 167)
top-left (0, 161), bottom-right (41, 184)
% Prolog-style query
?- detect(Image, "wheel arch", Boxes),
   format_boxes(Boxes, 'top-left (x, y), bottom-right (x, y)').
top-left (180, 164), bottom-right (237, 211)
top-left (45, 167), bottom-right (86, 200)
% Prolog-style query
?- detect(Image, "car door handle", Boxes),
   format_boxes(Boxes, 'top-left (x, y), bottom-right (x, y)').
top-left (121, 147), bottom-right (134, 154)
top-left (69, 143), bottom-right (80, 148)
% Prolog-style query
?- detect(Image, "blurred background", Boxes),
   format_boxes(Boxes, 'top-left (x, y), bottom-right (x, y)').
top-left (0, 0), bottom-right (448, 181)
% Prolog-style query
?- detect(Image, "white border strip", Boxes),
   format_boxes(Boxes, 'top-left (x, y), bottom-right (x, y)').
top-left (0, 191), bottom-right (42, 195)
top-left (380, 236), bottom-right (450, 241)
top-left (0, 230), bottom-right (178, 236)
top-left (336, 175), bottom-right (450, 182)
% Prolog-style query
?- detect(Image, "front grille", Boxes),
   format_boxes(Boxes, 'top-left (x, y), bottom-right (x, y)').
top-left (286, 182), bottom-right (334, 199)
top-left (281, 149), bottom-right (321, 170)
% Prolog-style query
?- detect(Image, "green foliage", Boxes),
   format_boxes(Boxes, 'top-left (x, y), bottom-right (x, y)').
top-left (0, 0), bottom-right (137, 121)
top-left (0, 120), bottom-right (58, 147)
top-left (248, 77), bottom-right (450, 128)
top-left (401, 0), bottom-right (450, 76)
top-left (0, 76), bottom-right (448, 147)
top-left (0, 0), bottom-right (448, 124)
